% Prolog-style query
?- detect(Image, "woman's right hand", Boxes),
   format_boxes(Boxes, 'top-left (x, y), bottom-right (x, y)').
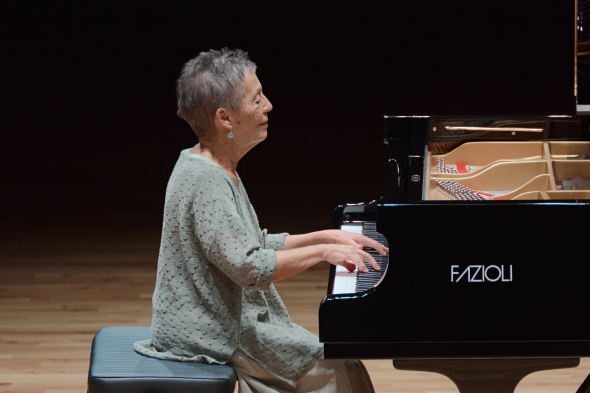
top-left (320, 244), bottom-right (381, 273)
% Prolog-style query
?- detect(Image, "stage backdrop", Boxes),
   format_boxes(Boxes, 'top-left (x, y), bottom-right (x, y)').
top-left (3, 1), bottom-right (571, 237)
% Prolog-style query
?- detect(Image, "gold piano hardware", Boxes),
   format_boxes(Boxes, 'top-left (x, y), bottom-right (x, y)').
top-left (444, 126), bottom-right (543, 133)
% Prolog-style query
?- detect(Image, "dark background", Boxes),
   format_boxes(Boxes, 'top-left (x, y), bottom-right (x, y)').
top-left (2, 1), bottom-right (575, 240)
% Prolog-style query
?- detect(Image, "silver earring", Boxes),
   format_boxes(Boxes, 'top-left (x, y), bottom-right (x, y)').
top-left (228, 130), bottom-right (234, 138)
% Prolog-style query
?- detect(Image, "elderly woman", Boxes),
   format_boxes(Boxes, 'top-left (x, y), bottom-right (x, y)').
top-left (134, 48), bottom-right (388, 393)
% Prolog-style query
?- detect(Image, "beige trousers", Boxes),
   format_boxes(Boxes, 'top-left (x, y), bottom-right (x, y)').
top-left (229, 349), bottom-right (375, 393)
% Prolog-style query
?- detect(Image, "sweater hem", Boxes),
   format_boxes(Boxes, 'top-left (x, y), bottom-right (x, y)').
top-left (133, 339), bottom-right (232, 365)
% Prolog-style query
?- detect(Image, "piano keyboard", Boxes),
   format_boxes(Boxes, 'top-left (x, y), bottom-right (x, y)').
top-left (332, 222), bottom-right (389, 294)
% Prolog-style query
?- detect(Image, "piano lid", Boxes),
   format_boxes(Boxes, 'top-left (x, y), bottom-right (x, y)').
top-left (379, 0), bottom-right (576, 117)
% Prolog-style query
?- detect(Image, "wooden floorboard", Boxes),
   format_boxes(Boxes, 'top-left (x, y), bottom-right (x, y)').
top-left (1, 230), bottom-right (588, 392)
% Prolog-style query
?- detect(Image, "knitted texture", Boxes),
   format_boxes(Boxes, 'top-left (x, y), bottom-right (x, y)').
top-left (134, 150), bottom-right (323, 387)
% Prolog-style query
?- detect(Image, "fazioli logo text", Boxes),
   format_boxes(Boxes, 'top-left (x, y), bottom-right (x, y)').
top-left (451, 265), bottom-right (513, 282)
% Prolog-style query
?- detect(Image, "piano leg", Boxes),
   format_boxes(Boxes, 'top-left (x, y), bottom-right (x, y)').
top-left (393, 358), bottom-right (579, 393)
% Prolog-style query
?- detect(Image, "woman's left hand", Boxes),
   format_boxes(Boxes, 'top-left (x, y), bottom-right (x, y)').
top-left (321, 229), bottom-right (389, 255)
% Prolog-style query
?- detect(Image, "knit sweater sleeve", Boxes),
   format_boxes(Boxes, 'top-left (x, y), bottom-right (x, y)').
top-left (193, 175), bottom-right (276, 290)
top-left (260, 230), bottom-right (289, 251)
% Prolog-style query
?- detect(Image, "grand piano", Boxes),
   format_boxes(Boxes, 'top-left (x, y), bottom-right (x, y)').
top-left (319, 1), bottom-right (590, 392)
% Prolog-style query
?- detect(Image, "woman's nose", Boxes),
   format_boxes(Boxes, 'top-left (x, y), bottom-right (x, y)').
top-left (263, 96), bottom-right (272, 113)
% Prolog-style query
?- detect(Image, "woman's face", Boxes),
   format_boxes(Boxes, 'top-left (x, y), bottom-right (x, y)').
top-left (230, 70), bottom-right (272, 150)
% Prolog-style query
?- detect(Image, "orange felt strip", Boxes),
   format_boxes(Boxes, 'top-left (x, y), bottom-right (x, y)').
top-left (456, 161), bottom-right (469, 173)
top-left (476, 191), bottom-right (496, 197)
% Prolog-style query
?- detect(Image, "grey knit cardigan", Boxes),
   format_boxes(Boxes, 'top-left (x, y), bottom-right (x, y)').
top-left (134, 150), bottom-right (323, 386)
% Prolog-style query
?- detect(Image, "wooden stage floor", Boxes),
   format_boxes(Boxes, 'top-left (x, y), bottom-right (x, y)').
top-left (1, 228), bottom-right (588, 392)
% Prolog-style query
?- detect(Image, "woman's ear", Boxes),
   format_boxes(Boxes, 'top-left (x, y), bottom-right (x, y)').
top-left (215, 108), bottom-right (233, 131)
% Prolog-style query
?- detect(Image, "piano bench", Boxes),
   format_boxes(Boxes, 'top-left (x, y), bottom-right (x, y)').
top-left (88, 326), bottom-right (237, 393)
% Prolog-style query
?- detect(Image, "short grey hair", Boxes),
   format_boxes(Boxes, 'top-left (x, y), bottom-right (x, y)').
top-left (176, 48), bottom-right (257, 136)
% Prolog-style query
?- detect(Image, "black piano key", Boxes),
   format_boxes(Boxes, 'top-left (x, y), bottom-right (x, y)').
top-left (353, 221), bottom-right (389, 293)
top-left (357, 274), bottom-right (383, 282)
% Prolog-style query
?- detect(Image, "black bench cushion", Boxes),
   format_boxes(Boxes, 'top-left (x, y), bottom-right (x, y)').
top-left (88, 326), bottom-right (237, 393)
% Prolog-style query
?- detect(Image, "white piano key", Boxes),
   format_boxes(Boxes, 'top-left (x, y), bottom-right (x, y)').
top-left (333, 265), bottom-right (358, 294)
top-left (333, 224), bottom-right (361, 294)
top-left (340, 224), bottom-right (363, 234)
